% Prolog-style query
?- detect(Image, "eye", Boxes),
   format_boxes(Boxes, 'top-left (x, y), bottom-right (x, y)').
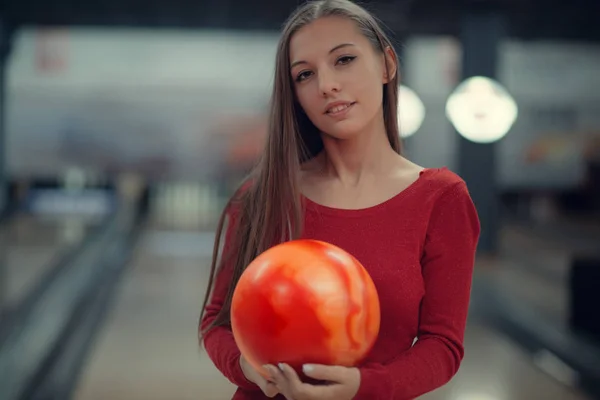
top-left (295, 70), bottom-right (313, 82)
top-left (336, 55), bottom-right (356, 65)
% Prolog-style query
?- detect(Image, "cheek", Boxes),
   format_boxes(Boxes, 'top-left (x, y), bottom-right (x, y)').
top-left (296, 85), bottom-right (322, 117)
top-left (354, 71), bottom-right (384, 108)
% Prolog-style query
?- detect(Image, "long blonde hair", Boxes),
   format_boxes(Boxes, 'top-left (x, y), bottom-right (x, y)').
top-left (199, 0), bottom-right (401, 336)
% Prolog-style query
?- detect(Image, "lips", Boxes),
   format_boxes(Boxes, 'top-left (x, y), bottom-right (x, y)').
top-left (325, 101), bottom-right (356, 115)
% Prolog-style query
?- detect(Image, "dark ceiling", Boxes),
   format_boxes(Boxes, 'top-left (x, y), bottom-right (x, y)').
top-left (1, 0), bottom-right (600, 43)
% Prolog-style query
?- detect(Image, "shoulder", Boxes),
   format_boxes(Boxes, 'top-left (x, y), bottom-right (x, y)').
top-left (419, 166), bottom-right (478, 220)
top-left (420, 167), bottom-right (480, 235)
top-left (422, 167), bottom-right (467, 192)
top-left (410, 167), bottom-right (472, 209)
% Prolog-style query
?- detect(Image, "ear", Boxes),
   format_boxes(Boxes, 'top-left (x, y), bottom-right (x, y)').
top-left (382, 46), bottom-right (398, 84)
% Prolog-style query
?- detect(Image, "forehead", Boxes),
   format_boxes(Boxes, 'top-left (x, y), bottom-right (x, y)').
top-left (289, 16), bottom-right (368, 62)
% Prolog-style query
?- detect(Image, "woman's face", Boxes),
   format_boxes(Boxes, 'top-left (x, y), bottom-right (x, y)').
top-left (289, 16), bottom-right (392, 140)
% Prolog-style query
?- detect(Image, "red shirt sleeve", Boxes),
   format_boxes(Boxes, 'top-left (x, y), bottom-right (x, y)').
top-left (199, 204), bottom-right (261, 392)
top-left (355, 180), bottom-right (481, 399)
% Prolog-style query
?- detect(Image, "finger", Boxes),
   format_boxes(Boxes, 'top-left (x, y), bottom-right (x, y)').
top-left (278, 363), bottom-right (323, 399)
top-left (262, 365), bottom-right (280, 383)
top-left (278, 363), bottom-right (303, 386)
top-left (258, 366), bottom-right (281, 398)
top-left (265, 365), bottom-right (285, 385)
top-left (265, 365), bottom-right (294, 398)
top-left (302, 364), bottom-right (347, 383)
top-left (262, 381), bottom-right (279, 398)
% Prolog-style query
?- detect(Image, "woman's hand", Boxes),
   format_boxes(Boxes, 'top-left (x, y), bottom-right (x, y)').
top-left (239, 355), bottom-right (280, 398)
top-left (265, 363), bottom-right (360, 400)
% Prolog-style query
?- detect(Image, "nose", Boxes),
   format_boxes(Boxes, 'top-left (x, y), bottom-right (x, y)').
top-left (318, 68), bottom-right (340, 96)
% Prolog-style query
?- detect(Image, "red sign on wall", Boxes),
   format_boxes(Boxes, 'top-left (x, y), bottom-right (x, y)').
top-left (35, 29), bottom-right (69, 74)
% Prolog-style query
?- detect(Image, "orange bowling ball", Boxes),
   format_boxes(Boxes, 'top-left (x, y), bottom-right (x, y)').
top-left (231, 239), bottom-right (380, 380)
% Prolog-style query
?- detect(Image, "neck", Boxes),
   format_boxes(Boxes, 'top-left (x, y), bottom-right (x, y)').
top-left (320, 111), bottom-right (398, 186)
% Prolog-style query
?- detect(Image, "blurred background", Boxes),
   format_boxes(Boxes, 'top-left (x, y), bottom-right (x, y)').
top-left (0, 0), bottom-right (599, 399)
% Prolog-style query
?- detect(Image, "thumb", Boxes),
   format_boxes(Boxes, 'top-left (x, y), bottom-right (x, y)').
top-left (302, 364), bottom-right (346, 382)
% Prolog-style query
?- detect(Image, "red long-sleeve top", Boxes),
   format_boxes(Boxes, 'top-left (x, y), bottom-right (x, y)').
top-left (201, 167), bottom-right (480, 399)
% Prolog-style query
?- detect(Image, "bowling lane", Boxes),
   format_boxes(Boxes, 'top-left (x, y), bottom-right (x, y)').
top-left (473, 221), bottom-right (600, 398)
top-left (489, 221), bottom-right (597, 330)
top-left (73, 225), bottom-right (590, 400)
top-left (0, 212), bottom-right (100, 318)
top-left (73, 227), bottom-right (235, 400)
top-left (421, 323), bottom-right (588, 400)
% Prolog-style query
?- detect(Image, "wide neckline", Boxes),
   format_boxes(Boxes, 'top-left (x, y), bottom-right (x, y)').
top-left (302, 167), bottom-right (441, 218)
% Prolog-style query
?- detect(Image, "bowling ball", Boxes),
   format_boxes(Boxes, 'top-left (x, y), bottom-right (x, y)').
top-left (231, 239), bottom-right (380, 381)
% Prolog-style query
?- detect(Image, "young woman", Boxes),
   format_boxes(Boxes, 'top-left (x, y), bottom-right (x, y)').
top-left (199, 1), bottom-right (480, 399)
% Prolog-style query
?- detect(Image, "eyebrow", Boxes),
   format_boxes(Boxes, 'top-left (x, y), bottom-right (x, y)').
top-left (290, 43), bottom-right (356, 69)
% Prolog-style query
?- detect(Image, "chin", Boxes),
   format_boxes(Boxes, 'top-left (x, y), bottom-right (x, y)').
top-left (319, 120), bottom-right (367, 141)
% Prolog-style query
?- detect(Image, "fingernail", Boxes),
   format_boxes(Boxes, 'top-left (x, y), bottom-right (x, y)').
top-left (302, 364), bottom-right (314, 373)
top-left (278, 363), bottom-right (285, 371)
